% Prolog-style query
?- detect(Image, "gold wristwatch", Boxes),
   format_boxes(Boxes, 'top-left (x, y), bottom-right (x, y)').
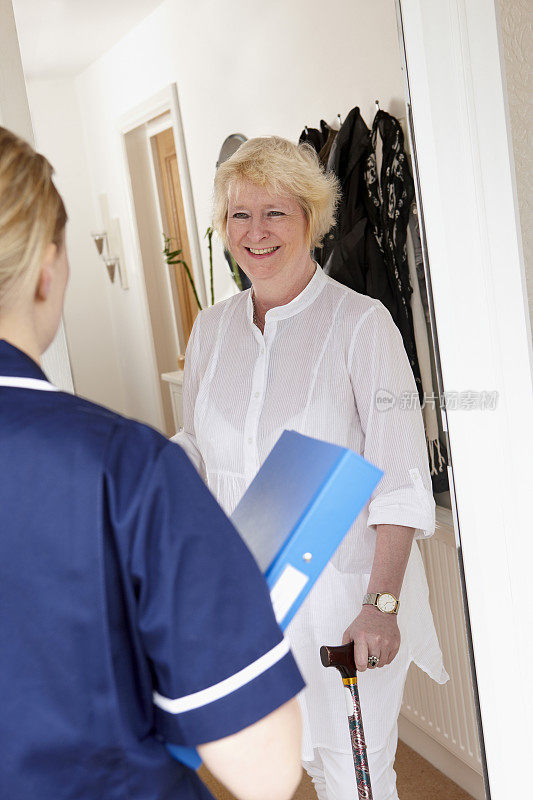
top-left (363, 592), bottom-right (400, 614)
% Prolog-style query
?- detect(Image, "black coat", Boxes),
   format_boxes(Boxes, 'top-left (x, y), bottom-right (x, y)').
top-left (299, 120), bottom-right (337, 166)
top-left (315, 106), bottom-right (422, 398)
top-left (315, 107), bottom-right (399, 320)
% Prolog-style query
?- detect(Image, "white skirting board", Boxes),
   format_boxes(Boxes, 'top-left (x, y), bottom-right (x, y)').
top-left (399, 715), bottom-right (485, 800)
top-left (400, 507), bottom-right (485, 799)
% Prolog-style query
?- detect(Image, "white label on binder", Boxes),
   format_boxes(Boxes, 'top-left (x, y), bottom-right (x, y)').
top-left (270, 565), bottom-right (309, 623)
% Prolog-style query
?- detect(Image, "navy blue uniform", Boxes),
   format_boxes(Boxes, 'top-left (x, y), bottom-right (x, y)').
top-left (0, 340), bottom-right (304, 800)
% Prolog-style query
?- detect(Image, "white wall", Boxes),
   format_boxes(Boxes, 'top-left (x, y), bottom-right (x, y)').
top-left (498, 0), bottom-right (533, 325)
top-left (27, 0), bottom-right (406, 426)
top-left (400, 1), bottom-right (533, 795)
top-left (0, 0), bottom-right (33, 140)
top-left (1, 0), bottom-right (73, 392)
top-left (27, 79), bottom-right (126, 410)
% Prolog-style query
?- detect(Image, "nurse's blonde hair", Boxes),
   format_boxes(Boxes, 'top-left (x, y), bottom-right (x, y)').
top-left (213, 136), bottom-right (340, 250)
top-left (0, 126), bottom-right (67, 309)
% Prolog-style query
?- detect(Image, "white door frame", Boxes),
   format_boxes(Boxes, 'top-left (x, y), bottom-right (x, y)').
top-left (116, 85), bottom-right (207, 432)
top-left (398, 2), bottom-right (532, 797)
top-left (118, 83), bottom-right (207, 307)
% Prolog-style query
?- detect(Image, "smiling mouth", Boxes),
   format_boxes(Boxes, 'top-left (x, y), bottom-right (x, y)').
top-left (245, 246), bottom-right (280, 255)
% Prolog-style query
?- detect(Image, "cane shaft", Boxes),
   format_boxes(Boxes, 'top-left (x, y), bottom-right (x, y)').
top-left (344, 677), bottom-right (373, 800)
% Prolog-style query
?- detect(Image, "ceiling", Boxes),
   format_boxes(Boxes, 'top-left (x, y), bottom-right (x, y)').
top-left (12, 0), bottom-right (165, 79)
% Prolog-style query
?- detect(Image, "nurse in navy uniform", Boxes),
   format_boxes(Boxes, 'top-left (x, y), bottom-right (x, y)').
top-left (0, 126), bottom-right (303, 800)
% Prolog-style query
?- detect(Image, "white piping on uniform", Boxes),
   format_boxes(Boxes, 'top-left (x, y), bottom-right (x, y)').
top-left (0, 376), bottom-right (59, 391)
top-left (153, 638), bottom-right (290, 714)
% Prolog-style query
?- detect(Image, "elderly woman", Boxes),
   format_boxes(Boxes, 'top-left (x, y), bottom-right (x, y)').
top-left (177, 137), bottom-right (447, 800)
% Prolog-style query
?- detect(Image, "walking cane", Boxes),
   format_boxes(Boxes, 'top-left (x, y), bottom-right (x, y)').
top-left (320, 642), bottom-right (373, 800)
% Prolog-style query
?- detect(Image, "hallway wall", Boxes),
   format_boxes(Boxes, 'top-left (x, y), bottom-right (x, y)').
top-left (27, 79), bottom-right (126, 411)
top-left (498, 0), bottom-right (533, 329)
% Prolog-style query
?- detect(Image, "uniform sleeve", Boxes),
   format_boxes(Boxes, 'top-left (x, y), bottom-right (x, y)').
top-left (170, 314), bottom-right (205, 477)
top-left (349, 303), bottom-right (435, 537)
top-left (106, 428), bottom-right (304, 747)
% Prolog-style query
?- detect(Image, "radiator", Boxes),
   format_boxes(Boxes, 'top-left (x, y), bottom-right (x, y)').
top-left (401, 507), bottom-right (483, 776)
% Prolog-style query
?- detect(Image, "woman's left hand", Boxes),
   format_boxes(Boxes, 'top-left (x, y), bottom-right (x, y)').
top-left (341, 605), bottom-right (401, 671)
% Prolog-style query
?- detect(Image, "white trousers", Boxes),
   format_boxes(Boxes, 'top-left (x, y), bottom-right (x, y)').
top-left (302, 722), bottom-right (400, 800)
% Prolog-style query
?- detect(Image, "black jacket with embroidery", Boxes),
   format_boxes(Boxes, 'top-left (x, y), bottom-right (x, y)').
top-left (314, 106), bottom-right (422, 398)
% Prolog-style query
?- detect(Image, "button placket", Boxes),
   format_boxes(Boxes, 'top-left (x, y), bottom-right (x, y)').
top-left (243, 334), bottom-right (271, 478)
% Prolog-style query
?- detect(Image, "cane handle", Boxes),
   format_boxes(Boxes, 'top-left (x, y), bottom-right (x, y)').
top-left (320, 643), bottom-right (357, 680)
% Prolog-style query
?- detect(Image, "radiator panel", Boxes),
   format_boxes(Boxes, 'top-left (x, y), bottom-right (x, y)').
top-left (401, 510), bottom-right (483, 774)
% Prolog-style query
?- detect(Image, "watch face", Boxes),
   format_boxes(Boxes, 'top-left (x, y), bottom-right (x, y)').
top-left (377, 593), bottom-right (397, 613)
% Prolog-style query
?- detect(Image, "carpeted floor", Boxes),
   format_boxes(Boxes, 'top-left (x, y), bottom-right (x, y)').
top-left (199, 740), bottom-right (475, 800)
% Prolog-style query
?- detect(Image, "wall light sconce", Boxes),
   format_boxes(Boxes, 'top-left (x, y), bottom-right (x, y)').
top-left (90, 227), bottom-right (127, 288)
top-left (91, 232), bottom-right (108, 256)
top-left (91, 229), bottom-right (119, 280)
top-left (104, 257), bottom-right (120, 283)
top-left (90, 195), bottom-right (129, 290)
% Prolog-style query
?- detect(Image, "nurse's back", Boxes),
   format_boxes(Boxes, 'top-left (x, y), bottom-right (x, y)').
top-left (0, 127), bottom-right (303, 800)
top-left (0, 372), bottom-right (182, 797)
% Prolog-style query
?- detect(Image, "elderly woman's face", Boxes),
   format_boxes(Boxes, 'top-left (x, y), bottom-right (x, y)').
top-left (226, 180), bottom-right (309, 286)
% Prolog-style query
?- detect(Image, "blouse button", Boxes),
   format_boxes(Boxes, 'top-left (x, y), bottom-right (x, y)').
top-left (254, 392), bottom-right (260, 398)
top-left (247, 437), bottom-right (253, 444)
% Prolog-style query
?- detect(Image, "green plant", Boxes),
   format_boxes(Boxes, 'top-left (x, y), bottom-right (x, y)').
top-left (205, 226), bottom-right (215, 306)
top-left (162, 234), bottom-right (202, 310)
top-left (163, 230), bottom-right (243, 311)
top-left (227, 251), bottom-right (243, 291)
top-left (205, 227), bottom-right (244, 298)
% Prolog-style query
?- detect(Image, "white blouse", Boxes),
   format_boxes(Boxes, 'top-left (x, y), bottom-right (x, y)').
top-left (174, 265), bottom-right (447, 757)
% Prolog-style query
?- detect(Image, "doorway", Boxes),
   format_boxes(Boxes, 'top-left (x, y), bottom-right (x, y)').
top-left (123, 115), bottom-right (180, 435)
top-left (120, 85), bottom-right (205, 437)
top-left (152, 126), bottom-right (199, 344)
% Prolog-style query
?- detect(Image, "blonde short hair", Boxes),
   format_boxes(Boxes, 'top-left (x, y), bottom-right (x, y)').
top-left (213, 136), bottom-right (340, 249)
top-left (0, 126), bottom-right (67, 309)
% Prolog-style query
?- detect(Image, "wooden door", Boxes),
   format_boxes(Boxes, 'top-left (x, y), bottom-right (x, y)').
top-left (153, 127), bottom-right (199, 345)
